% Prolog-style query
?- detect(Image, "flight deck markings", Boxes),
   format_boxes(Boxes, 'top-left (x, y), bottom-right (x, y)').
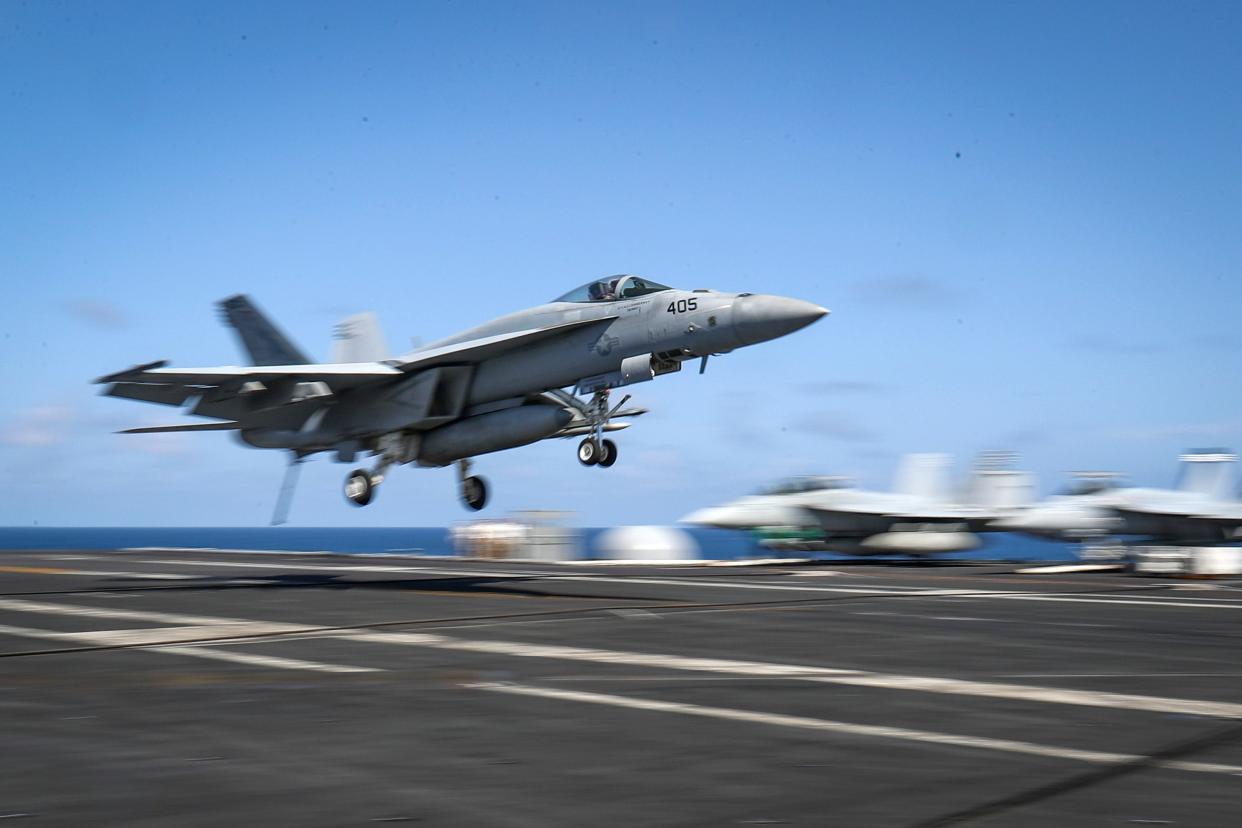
top-left (0, 597), bottom-right (248, 626)
top-left (0, 623), bottom-right (378, 674)
top-left (339, 630), bottom-right (1242, 719)
top-left (0, 565), bottom-right (192, 580)
top-left (470, 682), bottom-right (1242, 777)
top-left (126, 559), bottom-right (1242, 610)
top-left (5, 598), bottom-right (1242, 719)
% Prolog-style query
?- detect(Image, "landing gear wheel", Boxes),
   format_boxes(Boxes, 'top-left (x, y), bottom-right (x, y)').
top-left (598, 439), bottom-right (618, 467)
top-left (344, 469), bottom-right (374, 506)
top-left (577, 438), bottom-right (599, 466)
top-left (461, 475), bottom-right (488, 511)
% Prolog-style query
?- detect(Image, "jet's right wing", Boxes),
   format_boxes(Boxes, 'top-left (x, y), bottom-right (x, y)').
top-left (397, 315), bottom-right (618, 371)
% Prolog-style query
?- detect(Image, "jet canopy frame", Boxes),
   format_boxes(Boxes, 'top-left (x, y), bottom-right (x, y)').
top-left (756, 476), bottom-right (855, 496)
top-left (554, 275), bottom-right (674, 303)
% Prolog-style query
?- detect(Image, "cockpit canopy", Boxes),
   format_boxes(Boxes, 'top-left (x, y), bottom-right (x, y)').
top-left (555, 275), bottom-right (674, 303)
top-left (757, 476), bottom-right (854, 496)
top-left (1057, 474), bottom-right (1121, 497)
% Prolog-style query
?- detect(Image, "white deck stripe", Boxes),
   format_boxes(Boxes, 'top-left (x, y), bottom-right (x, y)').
top-left (153, 645), bottom-right (381, 673)
top-left (341, 631), bottom-right (1242, 719)
top-left (0, 598), bottom-right (243, 626)
top-left (0, 623), bottom-right (376, 673)
top-left (5, 600), bottom-right (1242, 719)
top-left (6, 569), bottom-right (194, 580)
top-left (975, 594), bottom-right (1242, 611)
top-left (471, 682), bottom-right (1242, 776)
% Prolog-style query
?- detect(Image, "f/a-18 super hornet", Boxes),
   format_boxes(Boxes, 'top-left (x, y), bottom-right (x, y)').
top-left (96, 275), bottom-right (827, 521)
top-left (993, 450), bottom-right (1242, 544)
top-left (681, 452), bottom-right (1034, 556)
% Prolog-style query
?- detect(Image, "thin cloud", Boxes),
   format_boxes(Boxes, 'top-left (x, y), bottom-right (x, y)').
top-left (1192, 333), bottom-right (1242, 352)
top-left (1066, 334), bottom-right (1161, 356)
top-left (63, 299), bottom-right (128, 330)
top-left (849, 276), bottom-right (962, 310)
top-left (791, 410), bottom-right (878, 443)
top-left (800, 380), bottom-right (887, 396)
top-left (0, 405), bottom-right (73, 447)
top-left (1110, 419), bottom-right (1242, 442)
top-left (1001, 427), bottom-right (1052, 447)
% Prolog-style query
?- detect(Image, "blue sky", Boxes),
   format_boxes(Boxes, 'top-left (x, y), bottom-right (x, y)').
top-left (2, 1), bottom-right (1241, 526)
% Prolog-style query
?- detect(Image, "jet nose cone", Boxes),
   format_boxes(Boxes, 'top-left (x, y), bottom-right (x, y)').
top-left (734, 295), bottom-right (829, 346)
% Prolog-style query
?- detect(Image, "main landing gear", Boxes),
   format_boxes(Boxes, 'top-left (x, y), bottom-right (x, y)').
top-left (457, 457), bottom-right (488, 511)
top-left (576, 389), bottom-right (625, 468)
top-left (577, 437), bottom-right (617, 467)
top-left (345, 456), bottom-right (490, 511)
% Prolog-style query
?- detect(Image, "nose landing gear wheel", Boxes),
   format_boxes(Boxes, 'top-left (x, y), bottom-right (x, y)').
top-left (462, 475), bottom-right (488, 511)
top-left (344, 469), bottom-right (374, 506)
top-left (577, 438), bottom-right (599, 466)
top-left (598, 439), bottom-right (618, 467)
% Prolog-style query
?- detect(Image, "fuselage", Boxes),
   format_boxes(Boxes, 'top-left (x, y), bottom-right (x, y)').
top-left (414, 288), bottom-right (817, 406)
top-left (241, 281), bottom-right (827, 463)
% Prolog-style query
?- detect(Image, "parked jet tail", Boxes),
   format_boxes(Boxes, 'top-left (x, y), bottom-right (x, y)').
top-left (892, 453), bottom-right (951, 501)
top-left (217, 295), bottom-right (311, 366)
top-left (1174, 450), bottom-right (1236, 500)
top-left (962, 451), bottom-right (1035, 511)
top-left (332, 312), bottom-right (390, 363)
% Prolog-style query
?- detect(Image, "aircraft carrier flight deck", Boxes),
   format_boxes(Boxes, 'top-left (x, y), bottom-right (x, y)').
top-left (1, 549), bottom-right (1240, 826)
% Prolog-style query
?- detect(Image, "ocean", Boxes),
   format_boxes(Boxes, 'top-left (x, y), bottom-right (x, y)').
top-left (0, 526), bottom-right (1078, 562)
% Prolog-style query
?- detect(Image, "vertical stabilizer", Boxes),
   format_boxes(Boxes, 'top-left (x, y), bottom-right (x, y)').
top-left (1174, 450), bottom-right (1236, 500)
top-left (332, 312), bottom-right (390, 363)
top-left (892, 454), bottom-right (951, 501)
top-left (217, 295), bottom-right (311, 366)
top-left (968, 470), bottom-right (1037, 511)
top-left (964, 451), bottom-right (1036, 510)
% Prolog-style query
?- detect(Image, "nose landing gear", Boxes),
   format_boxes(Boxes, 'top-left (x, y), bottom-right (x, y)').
top-left (344, 468), bottom-right (376, 506)
top-left (576, 390), bottom-right (626, 468)
top-left (344, 439), bottom-right (399, 507)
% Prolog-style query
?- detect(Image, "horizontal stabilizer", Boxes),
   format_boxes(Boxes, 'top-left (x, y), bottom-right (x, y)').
top-left (96, 360), bottom-right (169, 384)
top-left (119, 422), bottom-right (241, 434)
top-left (105, 381), bottom-right (194, 407)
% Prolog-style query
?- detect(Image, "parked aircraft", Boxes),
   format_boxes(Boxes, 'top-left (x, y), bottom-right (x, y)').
top-left (681, 453), bottom-right (1034, 555)
top-left (96, 276), bottom-right (827, 521)
top-left (994, 450), bottom-right (1241, 543)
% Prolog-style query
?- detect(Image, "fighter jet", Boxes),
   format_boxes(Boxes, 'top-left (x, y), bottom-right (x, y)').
top-left (986, 472), bottom-right (1125, 540)
top-left (681, 453), bottom-right (1034, 555)
top-left (994, 450), bottom-right (1242, 544)
top-left (95, 275), bottom-right (827, 521)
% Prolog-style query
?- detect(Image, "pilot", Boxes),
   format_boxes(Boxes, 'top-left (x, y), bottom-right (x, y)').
top-left (588, 280), bottom-right (617, 301)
